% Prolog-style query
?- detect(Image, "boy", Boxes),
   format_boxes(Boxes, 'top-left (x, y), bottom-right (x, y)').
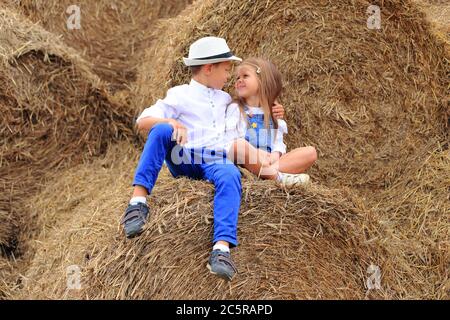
top-left (122, 37), bottom-right (243, 281)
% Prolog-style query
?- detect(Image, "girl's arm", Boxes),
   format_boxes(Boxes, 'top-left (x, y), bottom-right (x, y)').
top-left (269, 151), bottom-right (282, 164)
top-left (225, 103), bottom-right (247, 140)
top-left (271, 119), bottom-right (288, 162)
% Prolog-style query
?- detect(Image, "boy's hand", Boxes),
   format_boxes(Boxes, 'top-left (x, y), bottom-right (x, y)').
top-left (272, 100), bottom-right (285, 120)
top-left (167, 119), bottom-right (188, 146)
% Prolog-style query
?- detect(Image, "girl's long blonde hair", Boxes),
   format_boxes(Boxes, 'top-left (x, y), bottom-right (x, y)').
top-left (234, 57), bottom-right (283, 130)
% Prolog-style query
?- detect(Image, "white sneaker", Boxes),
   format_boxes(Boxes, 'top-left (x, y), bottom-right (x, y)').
top-left (278, 172), bottom-right (310, 187)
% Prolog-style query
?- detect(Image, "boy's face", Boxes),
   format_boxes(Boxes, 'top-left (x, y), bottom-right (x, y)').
top-left (206, 61), bottom-right (232, 90)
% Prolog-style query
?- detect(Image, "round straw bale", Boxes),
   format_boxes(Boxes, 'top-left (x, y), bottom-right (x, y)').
top-left (135, 0), bottom-right (449, 196)
top-left (17, 143), bottom-right (390, 300)
top-left (0, 8), bottom-right (134, 262)
top-left (2, 0), bottom-right (448, 299)
top-left (2, 0), bottom-right (193, 90)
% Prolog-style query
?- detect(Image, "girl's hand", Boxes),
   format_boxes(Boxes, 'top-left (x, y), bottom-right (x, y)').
top-left (167, 119), bottom-right (188, 146)
top-left (272, 100), bottom-right (285, 120)
top-left (269, 152), bottom-right (281, 164)
top-left (257, 149), bottom-right (272, 168)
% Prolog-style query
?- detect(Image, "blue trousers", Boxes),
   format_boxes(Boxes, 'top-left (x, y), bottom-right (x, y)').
top-left (133, 123), bottom-right (242, 247)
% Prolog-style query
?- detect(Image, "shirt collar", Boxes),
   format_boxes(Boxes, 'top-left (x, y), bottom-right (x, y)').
top-left (190, 79), bottom-right (215, 96)
top-left (245, 105), bottom-right (263, 114)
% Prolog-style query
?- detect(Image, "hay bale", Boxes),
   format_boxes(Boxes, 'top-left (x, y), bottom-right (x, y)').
top-left (0, 257), bottom-right (15, 299)
top-left (128, 0), bottom-right (448, 299)
top-left (85, 183), bottom-right (389, 299)
top-left (14, 142), bottom-right (138, 299)
top-left (0, 8), bottom-right (134, 261)
top-left (4, 0), bottom-right (448, 299)
top-left (412, 0), bottom-right (450, 44)
top-left (373, 143), bottom-right (450, 299)
top-left (134, 0), bottom-right (449, 195)
top-left (17, 142), bottom-right (390, 299)
top-left (2, 0), bottom-right (193, 90)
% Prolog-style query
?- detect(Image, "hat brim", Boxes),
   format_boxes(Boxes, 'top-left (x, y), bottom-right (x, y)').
top-left (183, 56), bottom-right (242, 66)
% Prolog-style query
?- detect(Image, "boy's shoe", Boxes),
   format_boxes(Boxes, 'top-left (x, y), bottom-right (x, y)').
top-left (121, 203), bottom-right (150, 238)
top-left (207, 250), bottom-right (238, 281)
top-left (278, 173), bottom-right (310, 187)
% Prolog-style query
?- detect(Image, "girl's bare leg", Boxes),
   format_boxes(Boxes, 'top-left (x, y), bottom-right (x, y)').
top-left (275, 146), bottom-right (317, 174)
top-left (228, 139), bottom-right (278, 180)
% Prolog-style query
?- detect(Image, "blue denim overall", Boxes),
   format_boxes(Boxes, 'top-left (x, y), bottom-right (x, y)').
top-left (245, 111), bottom-right (274, 153)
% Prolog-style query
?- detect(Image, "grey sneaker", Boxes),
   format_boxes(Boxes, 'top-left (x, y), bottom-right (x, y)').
top-left (121, 203), bottom-right (150, 238)
top-left (207, 250), bottom-right (238, 281)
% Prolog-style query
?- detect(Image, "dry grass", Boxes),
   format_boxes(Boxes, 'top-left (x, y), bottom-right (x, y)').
top-left (412, 0), bottom-right (450, 44)
top-left (135, 0), bottom-right (448, 195)
top-left (374, 144), bottom-right (449, 298)
top-left (1, 0), bottom-right (448, 299)
top-left (2, 0), bottom-right (192, 91)
top-left (131, 0), bottom-right (449, 298)
top-left (0, 257), bottom-right (17, 299)
top-left (17, 142), bottom-right (390, 300)
top-left (0, 7), bottom-right (135, 280)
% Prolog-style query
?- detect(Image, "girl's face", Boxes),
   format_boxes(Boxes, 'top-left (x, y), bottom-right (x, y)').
top-left (235, 65), bottom-right (259, 100)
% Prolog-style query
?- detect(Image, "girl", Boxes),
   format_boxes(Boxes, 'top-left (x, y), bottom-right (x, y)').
top-left (225, 57), bottom-right (317, 186)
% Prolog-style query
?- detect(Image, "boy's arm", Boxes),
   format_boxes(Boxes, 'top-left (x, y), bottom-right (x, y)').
top-left (270, 102), bottom-right (286, 163)
top-left (272, 100), bottom-right (285, 120)
top-left (137, 117), bottom-right (187, 145)
top-left (136, 116), bottom-right (172, 132)
top-left (135, 88), bottom-right (187, 145)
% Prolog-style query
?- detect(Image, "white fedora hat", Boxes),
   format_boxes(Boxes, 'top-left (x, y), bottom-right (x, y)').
top-left (183, 36), bottom-right (242, 66)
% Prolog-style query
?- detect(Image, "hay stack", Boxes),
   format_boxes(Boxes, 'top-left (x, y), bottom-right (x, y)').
top-left (4, 0), bottom-right (448, 299)
top-left (2, 0), bottom-right (192, 90)
top-left (412, 0), bottom-right (450, 44)
top-left (85, 179), bottom-right (388, 300)
top-left (131, 0), bottom-right (449, 298)
top-left (135, 0), bottom-right (448, 195)
top-left (0, 8), bottom-right (134, 262)
top-left (374, 144), bottom-right (449, 299)
top-left (17, 142), bottom-right (390, 300)
top-left (15, 142), bottom-right (139, 299)
top-left (0, 257), bottom-right (15, 299)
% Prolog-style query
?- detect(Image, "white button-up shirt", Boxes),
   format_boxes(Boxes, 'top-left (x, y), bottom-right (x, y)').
top-left (136, 79), bottom-right (232, 150)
